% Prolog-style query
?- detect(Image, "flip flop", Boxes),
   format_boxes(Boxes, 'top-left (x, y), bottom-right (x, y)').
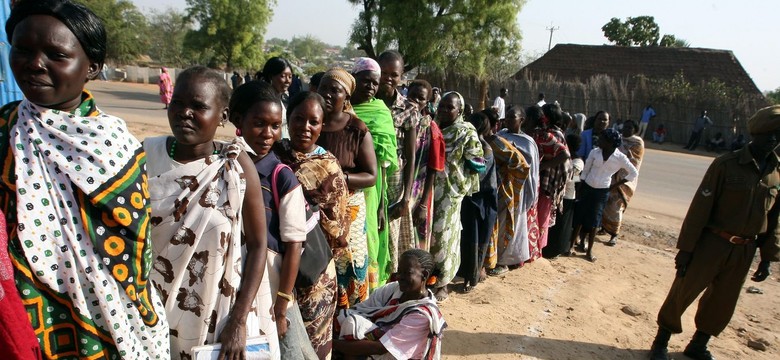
top-left (587, 254), bottom-right (597, 263)
top-left (488, 266), bottom-right (509, 276)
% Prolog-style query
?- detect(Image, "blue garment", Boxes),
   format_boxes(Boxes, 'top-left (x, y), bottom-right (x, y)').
top-left (577, 128), bottom-right (596, 159)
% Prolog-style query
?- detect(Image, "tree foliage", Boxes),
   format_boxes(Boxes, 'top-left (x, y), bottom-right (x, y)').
top-left (184, 0), bottom-right (276, 69)
top-left (146, 8), bottom-right (192, 67)
top-left (602, 16), bottom-right (687, 47)
top-left (290, 35), bottom-right (328, 62)
top-left (77, 0), bottom-right (149, 63)
top-left (347, 0), bottom-right (525, 77)
top-left (766, 87), bottom-right (780, 105)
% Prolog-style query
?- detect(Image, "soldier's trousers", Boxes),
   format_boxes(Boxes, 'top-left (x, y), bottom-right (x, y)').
top-left (657, 231), bottom-right (757, 336)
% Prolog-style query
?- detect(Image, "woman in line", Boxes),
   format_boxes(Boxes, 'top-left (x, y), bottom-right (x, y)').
top-left (0, 1), bottom-right (169, 357)
top-left (274, 91), bottom-right (350, 359)
top-left (529, 104), bottom-right (571, 259)
top-left (351, 57), bottom-right (399, 290)
top-left (484, 108), bottom-right (530, 276)
top-left (543, 133), bottom-right (584, 259)
top-left (569, 129), bottom-right (639, 262)
top-left (601, 120), bottom-right (645, 246)
top-left (430, 92), bottom-right (484, 301)
top-left (316, 68), bottom-right (377, 309)
top-left (402, 80), bottom-right (446, 252)
top-left (458, 112), bottom-right (501, 292)
top-left (260, 57), bottom-right (294, 139)
top-left (333, 249), bottom-right (446, 360)
top-left (159, 66), bottom-right (173, 109)
top-left (231, 80), bottom-right (318, 359)
top-left (145, 66), bottom-right (276, 359)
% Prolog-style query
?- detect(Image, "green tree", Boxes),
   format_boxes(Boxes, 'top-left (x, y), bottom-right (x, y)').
top-left (347, 0), bottom-right (525, 74)
top-left (290, 35), bottom-right (328, 62)
top-left (184, 0), bottom-right (276, 69)
top-left (766, 87), bottom-right (780, 105)
top-left (659, 34), bottom-right (690, 48)
top-left (146, 8), bottom-right (191, 67)
top-left (602, 16), bottom-right (660, 46)
top-left (77, 0), bottom-right (149, 63)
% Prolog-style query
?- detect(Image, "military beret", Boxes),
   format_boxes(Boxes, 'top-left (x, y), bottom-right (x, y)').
top-left (748, 105), bottom-right (780, 135)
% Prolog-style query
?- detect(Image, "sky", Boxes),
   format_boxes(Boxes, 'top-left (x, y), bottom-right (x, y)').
top-left (132, 0), bottom-right (780, 92)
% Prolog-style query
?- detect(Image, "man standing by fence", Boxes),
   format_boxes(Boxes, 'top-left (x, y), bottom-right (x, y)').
top-left (638, 104), bottom-right (656, 138)
top-left (684, 110), bottom-right (712, 151)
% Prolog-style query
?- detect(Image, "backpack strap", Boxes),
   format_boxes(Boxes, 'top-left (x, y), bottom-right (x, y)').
top-left (271, 163), bottom-right (293, 210)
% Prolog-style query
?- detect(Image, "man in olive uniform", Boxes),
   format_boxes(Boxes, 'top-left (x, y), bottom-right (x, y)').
top-left (649, 105), bottom-right (780, 360)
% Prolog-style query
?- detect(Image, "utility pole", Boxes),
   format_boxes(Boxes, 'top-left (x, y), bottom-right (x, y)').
top-left (546, 23), bottom-right (559, 51)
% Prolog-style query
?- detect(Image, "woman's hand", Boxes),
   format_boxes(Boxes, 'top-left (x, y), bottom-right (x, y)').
top-left (378, 208), bottom-right (386, 232)
top-left (217, 318), bottom-right (247, 360)
top-left (273, 300), bottom-right (289, 338)
top-left (413, 204), bottom-right (427, 225)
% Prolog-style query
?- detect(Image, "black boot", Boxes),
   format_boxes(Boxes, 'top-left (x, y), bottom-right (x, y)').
top-left (649, 328), bottom-right (671, 360)
top-left (683, 330), bottom-right (715, 360)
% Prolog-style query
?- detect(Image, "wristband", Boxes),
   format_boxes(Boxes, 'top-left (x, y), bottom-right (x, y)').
top-left (276, 291), bottom-right (294, 302)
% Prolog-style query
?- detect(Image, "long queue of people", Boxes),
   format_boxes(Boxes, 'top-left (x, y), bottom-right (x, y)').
top-left (0, 1), bottom-right (655, 360)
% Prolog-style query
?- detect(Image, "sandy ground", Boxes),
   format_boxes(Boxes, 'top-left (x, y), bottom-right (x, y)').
top-left (87, 81), bottom-right (779, 359)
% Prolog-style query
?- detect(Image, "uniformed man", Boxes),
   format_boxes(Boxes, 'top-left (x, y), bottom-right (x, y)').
top-left (649, 105), bottom-right (780, 360)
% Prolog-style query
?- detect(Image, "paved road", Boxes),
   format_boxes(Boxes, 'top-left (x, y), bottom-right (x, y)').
top-left (85, 80), bottom-right (714, 221)
top-left (631, 148), bottom-right (712, 220)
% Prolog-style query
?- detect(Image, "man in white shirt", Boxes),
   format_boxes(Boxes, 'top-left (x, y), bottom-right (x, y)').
top-left (492, 88), bottom-right (507, 120)
top-left (536, 93), bottom-right (546, 107)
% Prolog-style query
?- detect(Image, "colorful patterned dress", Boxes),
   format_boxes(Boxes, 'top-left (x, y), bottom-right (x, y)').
top-left (316, 114), bottom-right (371, 309)
top-left (601, 135), bottom-right (644, 235)
top-left (275, 140), bottom-right (349, 360)
top-left (144, 136), bottom-right (278, 359)
top-left (530, 126), bottom-right (569, 258)
top-left (0, 93), bottom-right (170, 359)
top-left (431, 115), bottom-right (484, 288)
top-left (496, 129), bottom-right (540, 265)
top-left (484, 135), bottom-right (530, 269)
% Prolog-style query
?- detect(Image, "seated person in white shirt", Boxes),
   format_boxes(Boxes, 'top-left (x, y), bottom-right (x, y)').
top-left (568, 129), bottom-right (638, 262)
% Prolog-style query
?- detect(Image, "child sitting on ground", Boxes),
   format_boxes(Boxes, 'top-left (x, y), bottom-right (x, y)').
top-left (333, 249), bottom-right (446, 360)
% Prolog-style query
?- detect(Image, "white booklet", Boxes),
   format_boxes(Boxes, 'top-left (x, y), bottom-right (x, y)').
top-left (191, 336), bottom-right (273, 360)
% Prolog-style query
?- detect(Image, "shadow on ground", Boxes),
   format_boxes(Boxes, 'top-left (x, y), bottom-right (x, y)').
top-left (443, 330), bottom-right (651, 359)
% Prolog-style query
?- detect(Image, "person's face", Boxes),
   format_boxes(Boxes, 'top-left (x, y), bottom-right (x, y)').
top-left (379, 58), bottom-right (403, 96)
top-left (750, 130), bottom-right (780, 158)
top-left (352, 70), bottom-right (379, 104)
top-left (622, 122), bottom-right (635, 138)
top-left (167, 76), bottom-right (227, 146)
top-left (238, 101), bottom-right (283, 157)
top-left (317, 78), bottom-right (348, 115)
top-left (10, 15), bottom-right (100, 111)
top-left (288, 99), bottom-right (324, 153)
top-left (464, 104), bottom-right (474, 117)
top-left (432, 88), bottom-right (440, 99)
top-left (397, 256), bottom-right (427, 295)
top-left (595, 112), bottom-right (610, 132)
top-left (506, 109), bottom-right (522, 133)
top-left (436, 94), bottom-right (460, 127)
top-left (271, 67), bottom-right (293, 94)
top-left (408, 86), bottom-right (429, 110)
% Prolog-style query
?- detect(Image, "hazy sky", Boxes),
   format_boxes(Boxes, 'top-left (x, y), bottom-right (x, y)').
top-left (132, 0), bottom-right (780, 91)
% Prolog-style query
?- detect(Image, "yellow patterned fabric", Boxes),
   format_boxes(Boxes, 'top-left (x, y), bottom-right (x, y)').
top-left (0, 92), bottom-right (169, 359)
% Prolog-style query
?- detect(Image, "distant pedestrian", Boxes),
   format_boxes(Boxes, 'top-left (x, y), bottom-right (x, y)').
top-left (230, 71), bottom-right (240, 89)
top-left (536, 92), bottom-right (546, 107)
top-left (492, 87), bottom-right (507, 120)
top-left (653, 124), bottom-right (667, 144)
top-left (244, 72), bottom-right (252, 84)
top-left (638, 104), bottom-right (656, 137)
top-left (158, 67), bottom-right (173, 109)
top-left (684, 110), bottom-right (712, 150)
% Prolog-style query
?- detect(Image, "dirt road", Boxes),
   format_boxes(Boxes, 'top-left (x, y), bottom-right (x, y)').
top-left (86, 81), bottom-right (779, 359)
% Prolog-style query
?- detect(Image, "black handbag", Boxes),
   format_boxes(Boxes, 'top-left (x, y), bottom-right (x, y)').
top-left (271, 164), bottom-right (333, 288)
